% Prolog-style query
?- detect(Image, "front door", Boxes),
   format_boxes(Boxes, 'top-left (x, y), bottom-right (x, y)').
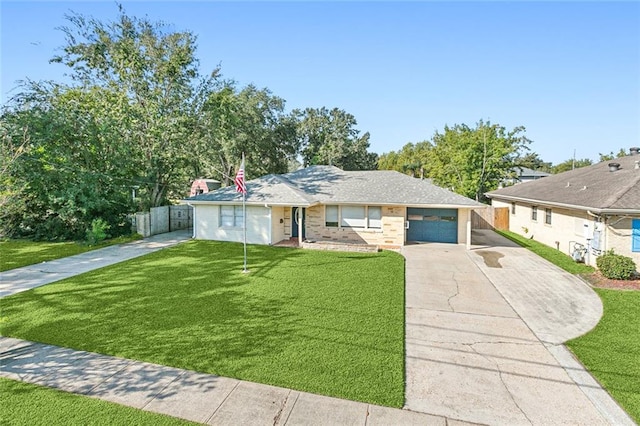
top-left (291, 207), bottom-right (306, 238)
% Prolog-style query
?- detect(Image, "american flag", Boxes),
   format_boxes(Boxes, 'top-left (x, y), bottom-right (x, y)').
top-left (234, 159), bottom-right (246, 194)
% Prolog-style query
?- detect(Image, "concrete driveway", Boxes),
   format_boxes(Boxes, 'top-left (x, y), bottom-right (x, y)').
top-left (0, 230), bottom-right (192, 298)
top-left (403, 230), bottom-right (634, 425)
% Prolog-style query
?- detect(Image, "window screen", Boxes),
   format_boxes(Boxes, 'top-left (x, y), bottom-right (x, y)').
top-left (325, 205), bottom-right (338, 227)
top-left (368, 206), bottom-right (382, 228)
top-left (341, 206), bottom-right (366, 228)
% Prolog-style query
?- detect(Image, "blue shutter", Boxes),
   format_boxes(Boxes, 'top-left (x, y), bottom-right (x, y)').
top-left (633, 219), bottom-right (640, 252)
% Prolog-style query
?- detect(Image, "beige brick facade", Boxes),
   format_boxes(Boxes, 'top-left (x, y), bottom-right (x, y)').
top-left (607, 217), bottom-right (640, 267)
top-left (303, 205), bottom-right (406, 248)
top-left (493, 199), bottom-right (640, 268)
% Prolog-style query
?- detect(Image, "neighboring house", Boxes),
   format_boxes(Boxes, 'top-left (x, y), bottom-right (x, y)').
top-left (501, 167), bottom-right (551, 187)
top-left (183, 166), bottom-right (485, 249)
top-left (190, 179), bottom-right (221, 197)
top-left (486, 148), bottom-right (640, 267)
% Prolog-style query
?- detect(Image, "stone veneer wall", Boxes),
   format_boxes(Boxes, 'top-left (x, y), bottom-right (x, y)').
top-left (304, 205), bottom-right (405, 248)
top-left (301, 241), bottom-right (379, 253)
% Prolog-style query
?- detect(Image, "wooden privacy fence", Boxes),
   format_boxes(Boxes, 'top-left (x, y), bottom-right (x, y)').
top-left (471, 206), bottom-right (509, 230)
top-left (135, 205), bottom-right (193, 237)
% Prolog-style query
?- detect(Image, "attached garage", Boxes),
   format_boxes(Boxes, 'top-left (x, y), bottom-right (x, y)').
top-left (407, 208), bottom-right (458, 243)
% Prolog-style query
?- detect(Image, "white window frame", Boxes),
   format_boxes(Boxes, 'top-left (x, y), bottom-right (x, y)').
top-left (341, 206), bottom-right (367, 228)
top-left (531, 206), bottom-right (537, 222)
top-left (220, 205), bottom-right (244, 228)
top-left (545, 208), bottom-right (552, 225)
top-left (367, 206), bottom-right (382, 229)
top-left (324, 205), bottom-right (382, 230)
top-left (325, 205), bottom-right (339, 227)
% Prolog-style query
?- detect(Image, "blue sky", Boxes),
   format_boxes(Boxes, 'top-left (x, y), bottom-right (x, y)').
top-left (2, 1), bottom-right (639, 165)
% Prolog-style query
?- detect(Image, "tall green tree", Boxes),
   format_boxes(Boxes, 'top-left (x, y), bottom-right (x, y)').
top-left (378, 141), bottom-right (432, 177)
top-left (193, 83), bottom-right (299, 185)
top-left (551, 158), bottom-right (593, 174)
top-left (516, 152), bottom-right (552, 173)
top-left (598, 149), bottom-right (627, 162)
top-left (426, 120), bottom-right (531, 201)
top-left (295, 107), bottom-right (377, 170)
top-left (1, 83), bottom-right (136, 239)
top-left (51, 6), bottom-right (217, 208)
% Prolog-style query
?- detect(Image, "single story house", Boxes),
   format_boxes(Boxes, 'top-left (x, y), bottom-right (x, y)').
top-left (486, 148), bottom-right (640, 267)
top-left (501, 167), bottom-right (551, 186)
top-left (183, 165), bottom-right (485, 249)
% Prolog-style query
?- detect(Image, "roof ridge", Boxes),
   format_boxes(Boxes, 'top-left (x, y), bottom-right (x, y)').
top-left (270, 174), bottom-right (316, 204)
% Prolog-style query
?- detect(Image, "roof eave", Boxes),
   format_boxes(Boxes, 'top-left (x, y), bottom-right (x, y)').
top-left (181, 199), bottom-right (315, 207)
top-left (486, 194), bottom-right (640, 215)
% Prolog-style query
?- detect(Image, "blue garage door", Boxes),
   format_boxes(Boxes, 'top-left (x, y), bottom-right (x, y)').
top-left (407, 208), bottom-right (458, 243)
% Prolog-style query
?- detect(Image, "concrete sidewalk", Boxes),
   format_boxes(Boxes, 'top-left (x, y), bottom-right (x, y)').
top-left (0, 230), bottom-right (192, 298)
top-left (0, 337), bottom-right (455, 426)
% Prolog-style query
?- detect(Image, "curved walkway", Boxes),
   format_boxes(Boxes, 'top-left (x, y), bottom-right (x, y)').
top-left (403, 230), bottom-right (634, 426)
top-left (469, 230), bottom-right (603, 345)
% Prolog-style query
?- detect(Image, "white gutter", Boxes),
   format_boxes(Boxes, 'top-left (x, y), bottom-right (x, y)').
top-left (183, 200), bottom-right (315, 208)
top-left (182, 199), bottom-right (486, 209)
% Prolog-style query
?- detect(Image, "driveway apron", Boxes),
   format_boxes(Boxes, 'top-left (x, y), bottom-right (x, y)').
top-left (402, 230), bottom-right (630, 425)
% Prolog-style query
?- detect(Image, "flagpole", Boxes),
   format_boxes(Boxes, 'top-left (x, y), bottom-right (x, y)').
top-left (242, 152), bottom-right (248, 273)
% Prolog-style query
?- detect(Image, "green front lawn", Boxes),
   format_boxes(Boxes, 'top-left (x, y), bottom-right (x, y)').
top-left (495, 229), bottom-right (595, 274)
top-left (0, 235), bottom-right (143, 272)
top-left (566, 289), bottom-right (640, 422)
top-left (0, 241), bottom-right (405, 407)
top-left (0, 378), bottom-right (195, 425)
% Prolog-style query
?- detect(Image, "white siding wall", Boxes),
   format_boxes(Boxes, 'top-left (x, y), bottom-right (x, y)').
top-left (457, 208), bottom-right (471, 245)
top-left (271, 206), bottom-right (286, 244)
top-left (194, 204), bottom-right (271, 245)
top-left (492, 199), bottom-right (640, 268)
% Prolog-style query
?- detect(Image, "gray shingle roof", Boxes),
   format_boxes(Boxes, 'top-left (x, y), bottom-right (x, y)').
top-left (487, 154), bottom-right (640, 212)
top-left (186, 165), bottom-right (483, 208)
top-left (185, 174), bottom-right (315, 205)
top-left (514, 167), bottom-right (551, 178)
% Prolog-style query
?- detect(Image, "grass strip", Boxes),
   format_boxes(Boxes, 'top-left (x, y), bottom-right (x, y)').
top-left (0, 235), bottom-right (142, 272)
top-left (0, 241), bottom-right (405, 407)
top-left (0, 377), bottom-right (195, 425)
top-left (495, 229), bottom-right (594, 274)
top-left (566, 289), bottom-right (640, 422)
